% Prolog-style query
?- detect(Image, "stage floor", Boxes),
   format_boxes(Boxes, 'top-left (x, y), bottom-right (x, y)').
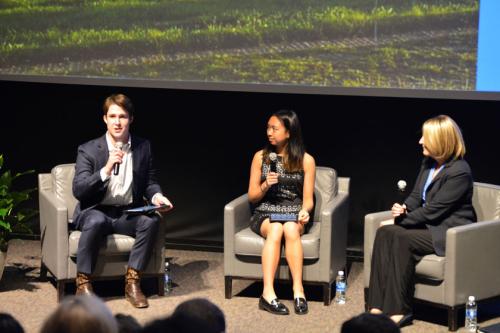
top-left (1, 239), bottom-right (499, 333)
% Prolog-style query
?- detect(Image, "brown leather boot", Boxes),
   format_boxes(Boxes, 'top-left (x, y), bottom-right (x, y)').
top-left (75, 272), bottom-right (94, 296)
top-left (125, 267), bottom-right (148, 308)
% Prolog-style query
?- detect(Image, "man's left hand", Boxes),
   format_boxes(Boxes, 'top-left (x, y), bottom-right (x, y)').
top-left (152, 195), bottom-right (173, 212)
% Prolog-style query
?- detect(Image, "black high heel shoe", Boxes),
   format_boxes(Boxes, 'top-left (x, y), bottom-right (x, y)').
top-left (395, 313), bottom-right (413, 328)
top-left (294, 297), bottom-right (308, 315)
top-left (259, 296), bottom-right (290, 315)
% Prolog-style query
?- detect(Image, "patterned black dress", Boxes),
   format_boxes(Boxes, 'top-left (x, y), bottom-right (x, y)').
top-left (250, 155), bottom-right (307, 235)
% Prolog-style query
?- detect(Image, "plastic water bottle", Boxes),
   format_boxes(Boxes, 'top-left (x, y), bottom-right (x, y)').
top-left (334, 270), bottom-right (346, 304)
top-left (465, 296), bottom-right (477, 332)
top-left (164, 261), bottom-right (172, 294)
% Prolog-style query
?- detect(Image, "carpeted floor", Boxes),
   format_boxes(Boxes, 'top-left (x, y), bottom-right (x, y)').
top-left (0, 239), bottom-right (499, 333)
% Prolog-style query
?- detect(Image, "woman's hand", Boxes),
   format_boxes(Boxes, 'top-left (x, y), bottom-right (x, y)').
top-left (265, 172), bottom-right (279, 187)
top-left (298, 209), bottom-right (310, 225)
top-left (391, 203), bottom-right (406, 218)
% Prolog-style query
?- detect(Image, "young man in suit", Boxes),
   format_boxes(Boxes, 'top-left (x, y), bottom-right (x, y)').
top-left (72, 94), bottom-right (172, 308)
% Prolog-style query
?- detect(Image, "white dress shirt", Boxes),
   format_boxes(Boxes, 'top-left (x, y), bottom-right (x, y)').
top-left (100, 132), bottom-right (134, 206)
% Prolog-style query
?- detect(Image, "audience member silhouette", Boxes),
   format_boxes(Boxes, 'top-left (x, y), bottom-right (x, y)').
top-left (0, 313), bottom-right (24, 333)
top-left (115, 313), bottom-right (142, 333)
top-left (40, 295), bottom-right (118, 333)
top-left (341, 313), bottom-right (400, 333)
top-left (143, 298), bottom-right (225, 333)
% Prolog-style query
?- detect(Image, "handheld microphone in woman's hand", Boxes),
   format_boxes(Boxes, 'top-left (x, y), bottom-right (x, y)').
top-left (269, 152), bottom-right (277, 173)
top-left (397, 179), bottom-right (407, 203)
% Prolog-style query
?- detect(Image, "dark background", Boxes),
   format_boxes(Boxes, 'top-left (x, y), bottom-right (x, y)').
top-left (1, 80), bottom-right (499, 258)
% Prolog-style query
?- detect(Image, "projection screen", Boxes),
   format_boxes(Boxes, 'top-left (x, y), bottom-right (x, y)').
top-left (1, 0), bottom-right (498, 99)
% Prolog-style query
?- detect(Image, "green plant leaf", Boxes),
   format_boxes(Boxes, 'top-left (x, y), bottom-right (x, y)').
top-left (0, 154), bottom-right (37, 242)
top-left (11, 191), bottom-right (30, 206)
top-left (11, 223), bottom-right (33, 235)
top-left (12, 169), bottom-right (35, 181)
top-left (0, 220), bottom-right (12, 232)
top-left (0, 184), bottom-right (8, 196)
top-left (14, 208), bottom-right (37, 222)
top-left (0, 208), bottom-right (11, 218)
top-left (0, 170), bottom-right (12, 188)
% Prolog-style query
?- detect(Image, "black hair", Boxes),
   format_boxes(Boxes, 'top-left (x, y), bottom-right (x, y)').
top-left (263, 109), bottom-right (305, 172)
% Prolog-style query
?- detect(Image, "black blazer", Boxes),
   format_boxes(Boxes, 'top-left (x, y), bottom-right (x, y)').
top-left (72, 134), bottom-right (162, 228)
top-left (397, 157), bottom-right (476, 256)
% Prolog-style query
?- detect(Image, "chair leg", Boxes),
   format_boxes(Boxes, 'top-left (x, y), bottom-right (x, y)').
top-left (225, 276), bottom-right (232, 299)
top-left (323, 282), bottom-right (332, 305)
top-left (364, 288), bottom-right (369, 311)
top-left (39, 262), bottom-right (48, 282)
top-left (57, 281), bottom-right (65, 302)
top-left (448, 306), bottom-right (459, 331)
top-left (158, 275), bottom-right (165, 296)
top-left (346, 261), bottom-right (352, 278)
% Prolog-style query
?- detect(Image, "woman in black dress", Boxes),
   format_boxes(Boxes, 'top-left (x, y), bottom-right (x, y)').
top-left (248, 110), bottom-right (315, 315)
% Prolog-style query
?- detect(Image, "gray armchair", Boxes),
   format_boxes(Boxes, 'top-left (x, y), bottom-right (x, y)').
top-left (38, 163), bottom-right (166, 301)
top-left (224, 166), bottom-right (349, 305)
top-left (364, 182), bottom-right (500, 331)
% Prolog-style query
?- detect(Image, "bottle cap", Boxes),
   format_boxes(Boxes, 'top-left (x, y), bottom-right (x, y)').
top-left (468, 296), bottom-right (475, 301)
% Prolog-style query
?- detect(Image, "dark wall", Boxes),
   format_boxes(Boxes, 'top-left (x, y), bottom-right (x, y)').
top-left (1, 80), bottom-right (499, 252)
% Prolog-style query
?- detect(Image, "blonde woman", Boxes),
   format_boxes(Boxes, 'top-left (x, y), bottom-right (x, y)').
top-left (368, 115), bottom-right (476, 327)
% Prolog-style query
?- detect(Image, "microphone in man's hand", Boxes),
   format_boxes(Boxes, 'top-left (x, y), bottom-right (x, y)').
top-left (113, 142), bottom-right (124, 176)
top-left (269, 152), bottom-right (277, 173)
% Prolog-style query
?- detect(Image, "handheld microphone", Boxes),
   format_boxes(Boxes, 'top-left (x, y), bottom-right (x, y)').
top-left (397, 179), bottom-right (407, 202)
top-left (269, 152), bottom-right (277, 173)
top-left (113, 142), bottom-right (124, 176)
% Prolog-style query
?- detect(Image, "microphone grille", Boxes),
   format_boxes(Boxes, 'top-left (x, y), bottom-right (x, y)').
top-left (115, 142), bottom-right (124, 149)
top-left (397, 180), bottom-right (407, 191)
top-left (269, 152), bottom-right (277, 162)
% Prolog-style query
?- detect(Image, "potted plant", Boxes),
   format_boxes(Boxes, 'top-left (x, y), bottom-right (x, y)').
top-left (0, 154), bottom-right (37, 281)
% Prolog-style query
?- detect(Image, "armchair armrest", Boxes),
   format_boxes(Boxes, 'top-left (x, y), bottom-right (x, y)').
top-left (317, 192), bottom-right (349, 281)
top-left (224, 194), bottom-right (251, 234)
top-left (444, 220), bottom-right (500, 305)
top-left (224, 194), bottom-right (251, 275)
top-left (363, 211), bottom-right (392, 288)
top-left (39, 187), bottom-right (70, 279)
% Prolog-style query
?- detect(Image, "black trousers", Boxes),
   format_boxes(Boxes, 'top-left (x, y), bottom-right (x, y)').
top-left (368, 224), bottom-right (435, 315)
top-left (76, 205), bottom-right (160, 275)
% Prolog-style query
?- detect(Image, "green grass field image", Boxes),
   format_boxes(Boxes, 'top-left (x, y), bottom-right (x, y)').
top-left (0, 0), bottom-right (478, 90)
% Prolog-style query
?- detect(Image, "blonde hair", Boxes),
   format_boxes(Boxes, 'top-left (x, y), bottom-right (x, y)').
top-left (422, 115), bottom-right (466, 162)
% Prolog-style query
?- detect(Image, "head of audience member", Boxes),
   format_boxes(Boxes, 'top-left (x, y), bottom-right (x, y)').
top-left (0, 313), bottom-right (24, 333)
top-left (170, 298), bottom-right (225, 333)
top-left (114, 313), bottom-right (141, 333)
top-left (264, 109), bottom-right (305, 172)
top-left (142, 317), bottom-right (176, 333)
top-left (341, 313), bottom-right (400, 333)
top-left (420, 114), bottom-right (465, 163)
top-left (143, 298), bottom-right (225, 333)
top-left (40, 295), bottom-right (118, 333)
